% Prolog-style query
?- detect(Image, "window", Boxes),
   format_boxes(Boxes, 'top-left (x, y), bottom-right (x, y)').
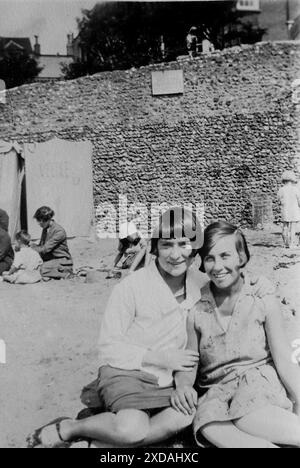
top-left (236, 0), bottom-right (260, 11)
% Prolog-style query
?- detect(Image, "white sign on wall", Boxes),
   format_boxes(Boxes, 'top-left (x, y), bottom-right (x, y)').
top-left (151, 70), bottom-right (184, 96)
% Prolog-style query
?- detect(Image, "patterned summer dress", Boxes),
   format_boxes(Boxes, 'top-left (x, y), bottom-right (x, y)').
top-left (193, 277), bottom-right (293, 443)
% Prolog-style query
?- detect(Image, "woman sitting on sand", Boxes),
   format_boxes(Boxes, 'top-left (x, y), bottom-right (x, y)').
top-left (172, 221), bottom-right (300, 448)
top-left (31, 206), bottom-right (73, 280)
top-left (27, 208), bottom-right (273, 448)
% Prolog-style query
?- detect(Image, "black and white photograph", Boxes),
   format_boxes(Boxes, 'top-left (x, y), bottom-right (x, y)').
top-left (0, 0), bottom-right (300, 451)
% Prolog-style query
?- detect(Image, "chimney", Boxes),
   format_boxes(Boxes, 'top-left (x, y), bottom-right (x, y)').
top-left (34, 35), bottom-right (40, 55)
top-left (67, 33), bottom-right (74, 56)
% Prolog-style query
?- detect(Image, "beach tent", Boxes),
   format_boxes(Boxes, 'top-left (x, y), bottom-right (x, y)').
top-left (0, 137), bottom-right (93, 240)
top-left (0, 140), bottom-right (25, 239)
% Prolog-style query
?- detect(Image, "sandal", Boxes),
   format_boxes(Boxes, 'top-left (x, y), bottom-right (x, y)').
top-left (26, 417), bottom-right (72, 448)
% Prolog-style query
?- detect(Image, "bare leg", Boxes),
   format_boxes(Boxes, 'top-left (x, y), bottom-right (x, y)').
top-left (142, 407), bottom-right (194, 445)
top-left (89, 407), bottom-right (193, 448)
top-left (39, 408), bottom-right (193, 448)
top-left (282, 222), bottom-right (289, 247)
top-left (2, 275), bottom-right (15, 283)
top-left (40, 410), bottom-right (150, 447)
top-left (234, 405), bottom-right (300, 447)
top-left (290, 222), bottom-right (297, 247)
top-left (200, 421), bottom-right (278, 448)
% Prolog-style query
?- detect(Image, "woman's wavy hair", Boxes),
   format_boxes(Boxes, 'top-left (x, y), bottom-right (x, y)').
top-left (199, 221), bottom-right (250, 272)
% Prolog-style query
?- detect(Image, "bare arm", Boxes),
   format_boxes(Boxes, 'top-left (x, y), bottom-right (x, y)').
top-left (171, 309), bottom-right (200, 415)
top-left (142, 347), bottom-right (199, 371)
top-left (175, 311), bottom-right (200, 388)
top-left (4, 265), bottom-right (18, 276)
top-left (264, 296), bottom-right (300, 412)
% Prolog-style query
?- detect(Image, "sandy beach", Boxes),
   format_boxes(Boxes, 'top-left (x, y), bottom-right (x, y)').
top-left (1, 229), bottom-right (299, 448)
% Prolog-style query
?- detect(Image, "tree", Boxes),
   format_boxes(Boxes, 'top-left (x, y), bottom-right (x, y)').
top-left (0, 51), bottom-right (42, 89)
top-left (63, 1), bottom-right (266, 80)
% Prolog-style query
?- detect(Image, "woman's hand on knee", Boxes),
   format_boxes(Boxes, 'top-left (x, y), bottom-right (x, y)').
top-left (170, 386), bottom-right (198, 416)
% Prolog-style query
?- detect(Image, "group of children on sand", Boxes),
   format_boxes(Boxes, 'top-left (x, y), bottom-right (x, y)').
top-left (0, 206), bottom-right (73, 284)
top-left (27, 205), bottom-right (300, 449)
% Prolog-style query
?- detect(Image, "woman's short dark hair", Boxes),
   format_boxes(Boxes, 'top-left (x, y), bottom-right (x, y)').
top-left (33, 206), bottom-right (55, 222)
top-left (199, 221), bottom-right (250, 272)
top-left (150, 206), bottom-right (203, 257)
top-left (15, 230), bottom-right (31, 246)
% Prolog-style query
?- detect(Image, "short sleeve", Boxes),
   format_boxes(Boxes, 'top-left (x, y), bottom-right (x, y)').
top-left (191, 301), bottom-right (205, 332)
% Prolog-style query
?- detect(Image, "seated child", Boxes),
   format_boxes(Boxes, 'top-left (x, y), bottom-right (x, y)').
top-left (3, 230), bottom-right (42, 284)
top-left (172, 221), bottom-right (300, 448)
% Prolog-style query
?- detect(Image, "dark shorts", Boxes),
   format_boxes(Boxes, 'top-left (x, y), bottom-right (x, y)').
top-left (97, 366), bottom-right (174, 414)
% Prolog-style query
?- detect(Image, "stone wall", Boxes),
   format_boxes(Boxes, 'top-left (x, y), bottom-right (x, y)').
top-left (1, 41), bottom-right (300, 227)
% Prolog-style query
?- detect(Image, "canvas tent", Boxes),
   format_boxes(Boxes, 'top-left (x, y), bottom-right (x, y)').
top-left (0, 138), bottom-right (94, 240)
top-left (0, 141), bottom-right (25, 239)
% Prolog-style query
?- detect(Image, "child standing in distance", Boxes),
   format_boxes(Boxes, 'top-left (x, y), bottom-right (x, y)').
top-left (172, 221), bottom-right (300, 448)
top-left (277, 170), bottom-right (300, 248)
top-left (3, 230), bottom-right (42, 284)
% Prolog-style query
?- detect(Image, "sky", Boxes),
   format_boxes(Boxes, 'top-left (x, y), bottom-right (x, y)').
top-left (0, 0), bottom-right (99, 55)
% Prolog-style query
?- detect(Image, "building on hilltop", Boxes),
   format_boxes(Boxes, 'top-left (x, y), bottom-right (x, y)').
top-left (32, 36), bottom-right (74, 81)
top-left (0, 35), bottom-right (74, 81)
top-left (0, 37), bottom-right (33, 58)
top-left (236, 0), bottom-right (300, 40)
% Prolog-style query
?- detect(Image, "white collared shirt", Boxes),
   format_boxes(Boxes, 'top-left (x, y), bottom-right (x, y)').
top-left (98, 261), bottom-right (204, 387)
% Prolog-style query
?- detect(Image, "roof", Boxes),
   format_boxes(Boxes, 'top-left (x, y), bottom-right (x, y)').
top-left (37, 55), bottom-right (74, 79)
top-left (0, 37), bottom-right (33, 55)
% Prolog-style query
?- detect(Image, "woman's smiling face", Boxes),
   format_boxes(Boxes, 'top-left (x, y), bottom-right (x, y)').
top-left (157, 237), bottom-right (194, 277)
top-left (203, 234), bottom-right (243, 289)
